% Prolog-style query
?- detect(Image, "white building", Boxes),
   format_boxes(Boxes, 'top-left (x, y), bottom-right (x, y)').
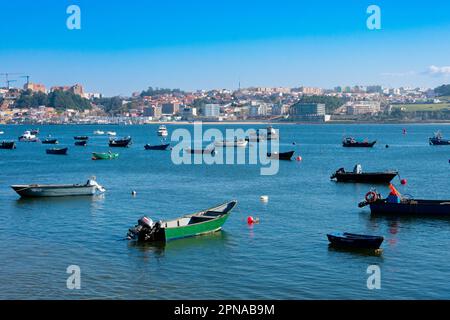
top-left (203, 104), bottom-right (220, 117)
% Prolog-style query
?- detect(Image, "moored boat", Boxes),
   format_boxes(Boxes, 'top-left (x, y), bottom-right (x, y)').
top-left (107, 131), bottom-right (116, 136)
top-left (214, 139), bottom-right (248, 148)
top-left (11, 178), bottom-right (105, 198)
top-left (42, 137), bottom-right (59, 144)
top-left (267, 150), bottom-right (295, 160)
top-left (109, 136), bottom-right (132, 147)
top-left (185, 147), bottom-right (216, 155)
top-left (144, 143), bottom-right (171, 150)
top-left (343, 137), bottom-right (376, 148)
top-left (327, 232), bottom-right (384, 249)
top-left (18, 131), bottom-right (39, 142)
top-left (331, 165), bottom-right (398, 184)
top-left (127, 200), bottom-right (237, 242)
top-left (429, 131), bottom-right (450, 145)
top-left (0, 141), bottom-right (16, 149)
top-left (74, 140), bottom-right (87, 146)
top-left (46, 147), bottom-right (68, 155)
top-left (30, 129), bottom-right (39, 135)
top-left (359, 184), bottom-right (450, 216)
top-left (94, 130), bottom-right (104, 135)
top-left (92, 151), bottom-right (119, 160)
top-left (157, 125), bottom-right (168, 137)
top-left (74, 136), bottom-right (89, 141)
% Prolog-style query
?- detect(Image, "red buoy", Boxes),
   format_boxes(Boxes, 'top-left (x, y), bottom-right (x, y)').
top-left (247, 216), bottom-right (254, 224)
top-left (296, 156), bottom-right (302, 161)
top-left (400, 179), bottom-right (407, 185)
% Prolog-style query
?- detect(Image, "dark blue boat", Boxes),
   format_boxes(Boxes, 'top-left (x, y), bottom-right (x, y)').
top-left (74, 136), bottom-right (89, 141)
top-left (0, 141), bottom-right (16, 149)
top-left (42, 138), bottom-right (59, 144)
top-left (46, 147), bottom-right (68, 155)
top-left (144, 143), bottom-right (170, 150)
top-left (369, 199), bottom-right (450, 216)
top-left (109, 136), bottom-right (132, 147)
top-left (327, 232), bottom-right (384, 249)
top-left (429, 131), bottom-right (450, 145)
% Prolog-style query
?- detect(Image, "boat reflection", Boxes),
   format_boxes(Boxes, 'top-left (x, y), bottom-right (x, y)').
top-left (327, 244), bottom-right (384, 258)
top-left (127, 230), bottom-right (230, 257)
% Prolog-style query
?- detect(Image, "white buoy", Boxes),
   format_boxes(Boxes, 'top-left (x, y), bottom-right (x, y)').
top-left (260, 195), bottom-right (269, 202)
top-left (132, 190), bottom-right (137, 196)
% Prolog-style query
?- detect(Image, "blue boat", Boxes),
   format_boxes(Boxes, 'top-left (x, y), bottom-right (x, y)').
top-left (327, 232), bottom-right (384, 249)
top-left (144, 143), bottom-right (170, 150)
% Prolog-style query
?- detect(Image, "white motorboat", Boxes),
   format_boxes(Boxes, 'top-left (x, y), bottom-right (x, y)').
top-left (214, 139), bottom-right (248, 148)
top-left (94, 130), bottom-right (105, 135)
top-left (107, 131), bottom-right (117, 136)
top-left (11, 178), bottom-right (106, 198)
top-left (18, 131), bottom-right (39, 142)
top-left (157, 125), bottom-right (168, 137)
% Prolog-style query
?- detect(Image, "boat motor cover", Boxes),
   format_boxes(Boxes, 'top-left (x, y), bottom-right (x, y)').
top-left (138, 217), bottom-right (154, 228)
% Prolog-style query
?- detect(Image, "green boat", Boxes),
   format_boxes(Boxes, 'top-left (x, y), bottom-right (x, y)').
top-left (92, 151), bottom-right (119, 160)
top-left (127, 200), bottom-right (237, 242)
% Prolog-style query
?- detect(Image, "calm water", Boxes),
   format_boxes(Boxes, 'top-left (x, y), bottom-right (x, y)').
top-left (1, 123), bottom-right (450, 299)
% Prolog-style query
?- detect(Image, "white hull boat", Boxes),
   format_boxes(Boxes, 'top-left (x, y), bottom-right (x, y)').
top-left (11, 179), bottom-right (105, 198)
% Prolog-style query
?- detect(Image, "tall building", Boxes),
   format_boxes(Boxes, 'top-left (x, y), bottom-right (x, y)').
top-left (289, 103), bottom-right (328, 122)
top-left (347, 101), bottom-right (381, 115)
top-left (161, 102), bottom-right (179, 115)
top-left (144, 106), bottom-right (162, 118)
top-left (203, 104), bottom-right (220, 117)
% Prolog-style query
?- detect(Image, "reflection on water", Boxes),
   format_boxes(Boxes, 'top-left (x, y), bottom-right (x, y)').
top-left (327, 244), bottom-right (385, 258)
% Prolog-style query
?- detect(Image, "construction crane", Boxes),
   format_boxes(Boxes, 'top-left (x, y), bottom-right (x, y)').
top-left (0, 72), bottom-right (22, 88)
top-left (6, 80), bottom-right (17, 89)
top-left (21, 75), bottom-right (31, 86)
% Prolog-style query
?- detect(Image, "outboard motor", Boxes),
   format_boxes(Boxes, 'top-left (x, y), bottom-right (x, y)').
top-left (138, 216), bottom-right (154, 229)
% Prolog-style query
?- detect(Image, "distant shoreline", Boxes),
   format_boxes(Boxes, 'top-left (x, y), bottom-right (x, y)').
top-left (1, 120), bottom-right (450, 126)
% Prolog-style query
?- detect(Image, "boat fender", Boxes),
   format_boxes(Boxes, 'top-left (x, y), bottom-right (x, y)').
top-left (365, 191), bottom-right (378, 203)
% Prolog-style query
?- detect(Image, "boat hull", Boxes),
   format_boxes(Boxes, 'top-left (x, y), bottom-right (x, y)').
top-left (109, 137), bottom-right (132, 147)
top-left (429, 138), bottom-right (450, 145)
top-left (327, 233), bottom-right (384, 249)
top-left (75, 140), bottom-right (87, 146)
top-left (92, 152), bottom-right (119, 160)
top-left (11, 185), bottom-right (96, 197)
top-left (332, 172), bottom-right (398, 184)
top-left (267, 150), bottom-right (295, 160)
top-left (46, 148), bottom-right (68, 155)
top-left (370, 200), bottom-right (450, 216)
top-left (0, 141), bottom-right (16, 149)
top-left (42, 139), bottom-right (59, 144)
top-left (343, 141), bottom-right (377, 148)
top-left (163, 214), bottom-right (230, 241)
top-left (144, 143), bottom-right (170, 150)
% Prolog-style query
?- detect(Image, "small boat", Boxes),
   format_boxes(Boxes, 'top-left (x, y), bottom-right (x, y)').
top-left (429, 131), bottom-right (450, 145)
top-left (0, 141), bottom-right (16, 149)
top-left (74, 136), bottom-right (89, 141)
top-left (46, 147), bottom-right (68, 155)
top-left (185, 147), bottom-right (216, 155)
top-left (358, 184), bottom-right (450, 216)
top-left (342, 137), bottom-right (376, 148)
top-left (94, 130), bottom-right (104, 135)
top-left (92, 151), bottom-right (119, 160)
top-left (157, 125), bottom-right (168, 137)
top-left (127, 200), bottom-right (237, 242)
top-left (74, 140), bottom-right (87, 146)
top-left (327, 232), bottom-right (384, 249)
top-left (11, 178), bottom-right (105, 198)
top-left (30, 129), bottom-right (39, 135)
top-left (331, 165), bottom-right (398, 184)
top-left (109, 136), bottom-right (132, 147)
top-left (18, 131), bottom-right (39, 142)
top-left (0, 131), bottom-right (4, 134)
top-left (214, 139), bottom-right (248, 148)
top-left (144, 143), bottom-right (171, 150)
top-left (42, 137), bottom-right (59, 144)
top-left (267, 150), bottom-right (295, 160)
top-left (107, 131), bottom-right (116, 136)
top-left (266, 126), bottom-right (279, 141)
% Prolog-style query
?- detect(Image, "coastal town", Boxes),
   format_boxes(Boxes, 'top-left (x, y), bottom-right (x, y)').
top-left (1, 76), bottom-right (450, 124)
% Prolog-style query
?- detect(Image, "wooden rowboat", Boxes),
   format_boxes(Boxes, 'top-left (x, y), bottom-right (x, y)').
top-left (144, 143), bottom-right (170, 150)
top-left (127, 200), bottom-right (237, 242)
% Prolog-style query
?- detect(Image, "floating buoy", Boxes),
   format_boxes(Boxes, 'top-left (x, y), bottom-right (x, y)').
top-left (260, 195), bottom-right (269, 202)
top-left (296, 156), bottom-right (302, 161)
top-left (292, 142), bottom-right (296, 145)
top-left (247, 216), bottom-right (260, 224)
top-left (131, 190), bottom-right (137, 196)
top-left (400, 179), bottom-right (407, 185)
top-left (385, 145), bottom-right (389, 148)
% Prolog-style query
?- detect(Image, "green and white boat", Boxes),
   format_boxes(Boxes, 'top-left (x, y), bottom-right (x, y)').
top-left (127, 200), bottom-right (237, 242)
top-left (92, 151), bottom-right (119, 160)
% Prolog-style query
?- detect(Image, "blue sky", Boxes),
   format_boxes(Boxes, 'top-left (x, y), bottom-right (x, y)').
top-left (1, 0), bottom-right (450, 96)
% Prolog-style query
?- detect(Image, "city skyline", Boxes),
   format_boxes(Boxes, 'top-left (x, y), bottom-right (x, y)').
top-left (1, 0), bottom-right (450, 96)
